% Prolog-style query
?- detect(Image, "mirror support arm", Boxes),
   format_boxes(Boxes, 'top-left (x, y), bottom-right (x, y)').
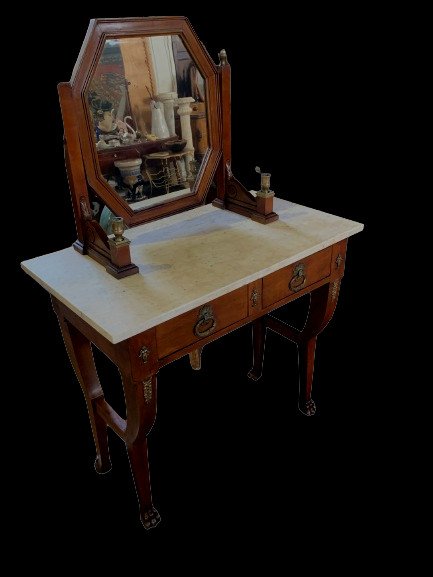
top-left (58, 82), bottom-right (87, 246)
top-left (58, 82), bottom-right (139, 278)
top-left (212, 50), bottom-right (278, 224)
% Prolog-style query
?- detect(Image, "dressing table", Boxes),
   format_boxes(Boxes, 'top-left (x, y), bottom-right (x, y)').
top-left (21, 17), bottom-right (363, 529)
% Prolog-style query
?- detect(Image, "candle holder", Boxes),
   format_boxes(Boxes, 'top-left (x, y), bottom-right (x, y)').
top-left (106, 216), bottom-right (137, 276)
top-left (260, 173), bottom-right (272, 195)
top-left (111, 217), bottom-right (125, 243)
top-left (255, 167), bottom-right (274, 198)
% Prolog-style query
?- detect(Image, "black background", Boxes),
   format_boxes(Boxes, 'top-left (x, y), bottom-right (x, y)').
top-left (15, 11), bottom-right (378, 537)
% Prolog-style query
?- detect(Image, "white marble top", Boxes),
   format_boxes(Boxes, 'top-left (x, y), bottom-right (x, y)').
top-left (21, 199), bottom-right (363, 344)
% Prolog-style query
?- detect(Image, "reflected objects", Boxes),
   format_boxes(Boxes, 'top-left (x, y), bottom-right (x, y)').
top-left (99, 205), bottom-right (115, 234)
top-left (150, 100), bottom-right (170, 139)
top-left (86, 34), bottom-right (209, 212)
top-left (114, 158), bottom-right (145, 202)
top-left (164, 138), bottom-right (187, 152)
top-left (145, 150), bottom-right (189, 197)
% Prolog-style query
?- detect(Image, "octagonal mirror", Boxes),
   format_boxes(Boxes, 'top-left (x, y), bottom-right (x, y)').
top-left (67, 17), bottom-right (221, 228)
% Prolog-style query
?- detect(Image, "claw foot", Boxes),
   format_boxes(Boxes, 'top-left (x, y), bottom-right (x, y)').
top-left (299, 399), bottom-right (316, 416)
top-left (141, 506), bottom-right (161, 530)
top-left (94, 455), bottom-right (112, 474)
top-left (247, 369), bottom-right (262, 381)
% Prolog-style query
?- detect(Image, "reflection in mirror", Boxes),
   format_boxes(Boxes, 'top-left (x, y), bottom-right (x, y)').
top-left (86, 34), bottom-right (208, 213)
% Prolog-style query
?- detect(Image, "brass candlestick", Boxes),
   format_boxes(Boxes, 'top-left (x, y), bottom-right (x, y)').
top-left (260, 172), bottom-right (271, 195)
top-left (111, 217), bottom-right (125, 243)
top-left (255, 166), bottom-right (274, 197)
top-left (108, 215), bottom-right (135, 274)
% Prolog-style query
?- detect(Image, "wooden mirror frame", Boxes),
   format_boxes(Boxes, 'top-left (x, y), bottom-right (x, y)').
top-left (58, 17), bottom-right (278, 278)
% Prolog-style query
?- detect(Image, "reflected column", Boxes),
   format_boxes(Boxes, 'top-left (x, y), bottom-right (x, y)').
top-left (176, 96), bottom-right (195, 179)
top-left (158, 92), bottom-right (178, 137)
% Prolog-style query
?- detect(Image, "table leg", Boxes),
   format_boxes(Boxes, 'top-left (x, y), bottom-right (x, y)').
top-left (248, 317), bottom-right (266, 381)
top-left (120, 371), bottom-right (160, 529)
top-left (247, 280), bottom-right (341, 415)
top-left (297, 280), bottom-right (341, 415)
top-left (297, 338), bottom-right (318, 416)
top-left (54, 308), bottom-right (111, 473)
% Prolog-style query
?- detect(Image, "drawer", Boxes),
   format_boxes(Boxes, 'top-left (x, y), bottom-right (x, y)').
top-left (156, 286), bottom-right (248, 358)
top-left (263, 247), bottom-right (332, 308)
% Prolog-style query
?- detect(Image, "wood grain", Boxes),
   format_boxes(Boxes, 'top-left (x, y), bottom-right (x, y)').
top-left (156, 286), bottom-right (248, 358)
top-left (263, 246), bottom-right (332, 308)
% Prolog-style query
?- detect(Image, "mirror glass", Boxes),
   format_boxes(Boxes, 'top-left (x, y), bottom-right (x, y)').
top-left (86, 35), bottom-right (209, 212)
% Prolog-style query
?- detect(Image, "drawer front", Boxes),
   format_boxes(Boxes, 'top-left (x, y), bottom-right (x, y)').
top-left (157, 287), bottom-right (248, 358)
top-left (263, 247), bottom-right (332, 308)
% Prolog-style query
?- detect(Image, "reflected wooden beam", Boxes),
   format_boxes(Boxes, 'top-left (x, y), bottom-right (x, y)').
top-left (119, 37), bottom-right (156, 135)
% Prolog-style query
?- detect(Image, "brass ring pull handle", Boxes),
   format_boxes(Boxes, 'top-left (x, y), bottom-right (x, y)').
top-left (289, 263), bottom-right (307, 292)
top-left (194, 304), bottom-right (217, 338)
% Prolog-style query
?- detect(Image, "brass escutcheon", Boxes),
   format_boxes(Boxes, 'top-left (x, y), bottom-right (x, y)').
top-left (250, 288), bottom-right (260, 308)
top-left (194, 304), bottom-right (217, 338)
top-left (289, 263), bottom-right (307, 292)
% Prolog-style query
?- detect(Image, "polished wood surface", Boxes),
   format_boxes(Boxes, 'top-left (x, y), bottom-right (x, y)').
top-left (156, 286), bottom-right (247, 357)
top-left (263, 246), bottom-right (332, 307)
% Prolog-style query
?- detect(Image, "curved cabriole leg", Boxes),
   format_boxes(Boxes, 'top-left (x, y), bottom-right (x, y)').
top-left (121, 371), bottom-right (161, 530)
top-left (248, 317), bottom-right (266, 381)
top-left (298, 280), bottom-right (341, 416)
top-left (54, 307), bottom-right (112, 473)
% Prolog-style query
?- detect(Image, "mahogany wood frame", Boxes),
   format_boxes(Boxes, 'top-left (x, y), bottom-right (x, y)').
top-left (58, 17), bottom-right (278, 278)
top-left (212, 51), bottom-right (278, 224)
top-left (52, 238), bottom-right (347, 529)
